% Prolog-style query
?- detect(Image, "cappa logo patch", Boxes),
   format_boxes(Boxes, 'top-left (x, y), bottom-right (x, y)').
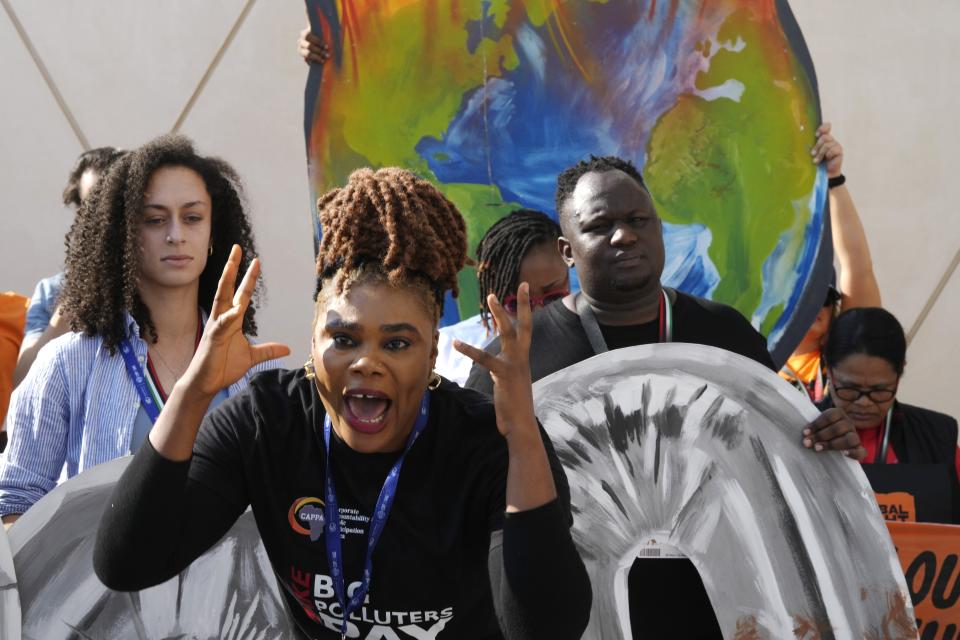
top-left (288, 497), bottom-right (326, 541)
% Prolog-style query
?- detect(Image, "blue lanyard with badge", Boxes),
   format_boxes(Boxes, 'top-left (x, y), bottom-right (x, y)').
top-left (118, 338), bottom-right (162, 423)
top-left (118, 315), bottom-right (202, 424)
top-left (323, 391), bottom-right (430, 639)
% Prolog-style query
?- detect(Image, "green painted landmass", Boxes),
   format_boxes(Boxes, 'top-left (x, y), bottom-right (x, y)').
top-left (644, 7), bottom-right (819, 326)
top-left (439, 182), bottom-right (524, 318)
top-left (760, 302), bottom-right (784, 337)
top-left (325, 3), bottom-right (519, 182)
top-left (320, 3), bottom-right (525, 317)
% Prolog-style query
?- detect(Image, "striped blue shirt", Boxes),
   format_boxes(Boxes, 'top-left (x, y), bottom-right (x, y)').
top-left (0, 313), bottom-right (283, 516)
top-left (24, 272), bottom-right (63, 340)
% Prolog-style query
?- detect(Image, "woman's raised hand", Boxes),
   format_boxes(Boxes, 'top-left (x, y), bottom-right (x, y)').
top-left (455, 285), bottom-right (558, 513)
top-left (454, 283), bottom-right (537, 442)
top-left (184, 245), bottom-right (291, 398)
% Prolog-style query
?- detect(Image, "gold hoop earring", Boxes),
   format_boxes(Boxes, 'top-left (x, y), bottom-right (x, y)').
top-left (427, 371), bottom-right (442, 391)
top-left (304, 357), bottom-right (316, 380)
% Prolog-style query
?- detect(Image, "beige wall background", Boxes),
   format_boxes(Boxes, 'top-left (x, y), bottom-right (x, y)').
top-left (1, 1), bottom-right (957, 418)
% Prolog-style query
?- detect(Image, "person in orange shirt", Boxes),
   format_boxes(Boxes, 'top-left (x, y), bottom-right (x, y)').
top-left (0, 292), bottom-right (28, 448)
top-left (780, 124), bottom-right (882, 401)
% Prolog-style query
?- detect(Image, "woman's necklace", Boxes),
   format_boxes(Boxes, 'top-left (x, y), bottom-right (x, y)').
top-left (149, 313), bottom-right (201, 384)
top-left (149, 345), bottom-right (189, 381)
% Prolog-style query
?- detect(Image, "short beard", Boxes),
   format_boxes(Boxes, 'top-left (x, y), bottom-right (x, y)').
top-left (609, 272), bottom-right (652, 292)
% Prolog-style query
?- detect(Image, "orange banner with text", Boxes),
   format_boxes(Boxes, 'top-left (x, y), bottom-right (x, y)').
top-left (877, 492), bottom-right (918, 523)
top-left (887, 521), bottom-right (960, 639)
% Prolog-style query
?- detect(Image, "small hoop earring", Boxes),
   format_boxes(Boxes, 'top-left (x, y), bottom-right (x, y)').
top-left (208, 245), bottom-right (214, 256)
top-left (427, 371), bottom-right (442, 391)
top-left (304, 358), bottom-right (316, 380)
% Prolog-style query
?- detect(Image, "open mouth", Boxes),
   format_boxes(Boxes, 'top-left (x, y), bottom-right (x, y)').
top-left (343, 389), bottom-right (392, 434)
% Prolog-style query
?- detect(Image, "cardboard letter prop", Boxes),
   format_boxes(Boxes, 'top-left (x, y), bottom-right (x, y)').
top-left (532, 343), bottom-right (917, 639)
top-left (3, 458), bottom-right (298, 639)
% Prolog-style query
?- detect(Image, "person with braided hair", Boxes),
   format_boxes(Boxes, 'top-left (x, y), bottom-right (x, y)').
top-left (0, 134), bottom-right (281, 527)
top-left (94, 167), bottom-right (591, 639)
top-left (437, 209), bottom-right (569, 385)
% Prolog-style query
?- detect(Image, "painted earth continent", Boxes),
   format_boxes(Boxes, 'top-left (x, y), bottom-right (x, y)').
top-left (305, 0), bottom-right (830, 363)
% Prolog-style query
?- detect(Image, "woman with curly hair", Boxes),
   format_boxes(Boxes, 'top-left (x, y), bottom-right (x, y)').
top-left (94, 167), bottom-right (591, 639)
top-left (0, 134), bottom-right (281, 526)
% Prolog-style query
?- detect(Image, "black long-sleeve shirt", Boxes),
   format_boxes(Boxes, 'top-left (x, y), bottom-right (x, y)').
top-left (94, 369), bottom-right (591, 639)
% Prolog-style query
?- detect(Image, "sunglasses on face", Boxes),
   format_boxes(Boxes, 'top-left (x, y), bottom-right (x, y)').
top-left (501, 288), bottom-right (569, 315)
top-left (829, 372), bottom-right (898, 403)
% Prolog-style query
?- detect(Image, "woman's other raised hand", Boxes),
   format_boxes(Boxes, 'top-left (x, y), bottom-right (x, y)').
top-left (183, 245), bottom-right (290, 398)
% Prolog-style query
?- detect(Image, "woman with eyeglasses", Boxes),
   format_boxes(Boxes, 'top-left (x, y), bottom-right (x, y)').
top-left (436, 209), bottom-right (569, 386)
top-left (821, 307), bottom-right (959, 522)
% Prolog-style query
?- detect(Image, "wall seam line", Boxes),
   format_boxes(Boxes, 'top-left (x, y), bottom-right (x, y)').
top-left (171, 0), bottom-right (259, 133)
top-left (0, 0), bottom-right (90, 150)
top-left (906, 245), bottom-right (960, 345)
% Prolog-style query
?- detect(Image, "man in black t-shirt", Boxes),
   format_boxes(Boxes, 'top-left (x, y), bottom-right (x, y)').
top-left (465, 155), bottom-right (780, 393)
top-left (466, 155), bottom-right (865, 639)
top-left (465, 154), bottom-right (861, 450)
top-left (467, 287), bottom-right (774, 390)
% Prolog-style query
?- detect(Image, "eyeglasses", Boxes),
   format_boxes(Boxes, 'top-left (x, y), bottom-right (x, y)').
top-left (829, 373), bottom-right (898, 403)
top-left (501, 288), bottom-right (569, 315)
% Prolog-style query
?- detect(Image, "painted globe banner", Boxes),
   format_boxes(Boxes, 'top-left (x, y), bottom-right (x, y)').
top-left (304, 0), bottom-right (831, 364)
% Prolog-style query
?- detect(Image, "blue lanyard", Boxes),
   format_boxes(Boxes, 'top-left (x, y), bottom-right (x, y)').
top-left (118, 338), bottom-right (161, 423)
top-left (323, 391), bottom-right (431, 637)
